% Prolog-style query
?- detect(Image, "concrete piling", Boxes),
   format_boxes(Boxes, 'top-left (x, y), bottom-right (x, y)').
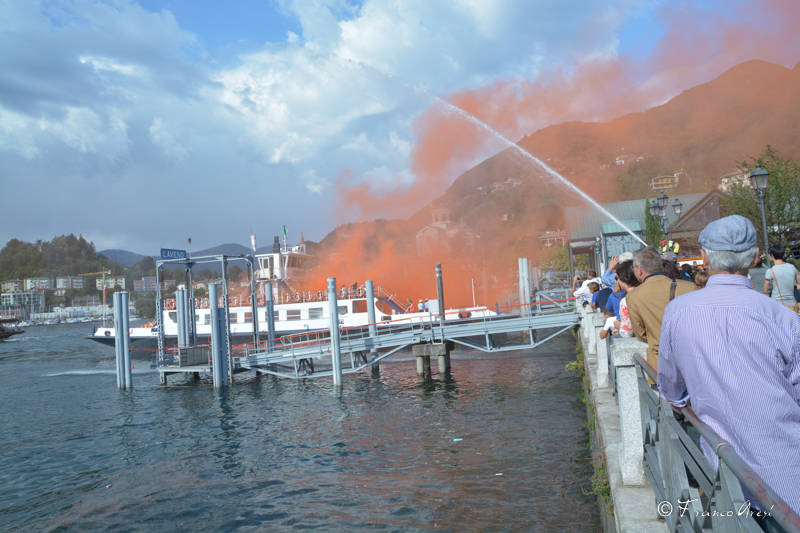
top-left (365, 280), bottom-right (379, 378)
top-left (327, 278), bottom-right (343, 387)
top-left (412, 342), bottom-right (451, 379)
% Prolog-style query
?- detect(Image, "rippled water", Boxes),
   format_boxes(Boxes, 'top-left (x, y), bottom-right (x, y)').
top-left (0, 323), bottom-right (599, 531)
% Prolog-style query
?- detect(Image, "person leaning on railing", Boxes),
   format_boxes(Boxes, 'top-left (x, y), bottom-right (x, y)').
top-left (626, 247), bottom-right (696, 371)
top-left (657, 215), bottom-right (800, 517)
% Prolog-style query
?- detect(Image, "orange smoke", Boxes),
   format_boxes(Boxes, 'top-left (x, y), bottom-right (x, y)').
top-left (315, 0), bottom-right (800, 305)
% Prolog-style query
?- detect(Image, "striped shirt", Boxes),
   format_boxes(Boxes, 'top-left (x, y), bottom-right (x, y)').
top-left (658, 274), bottom-right (800, 513)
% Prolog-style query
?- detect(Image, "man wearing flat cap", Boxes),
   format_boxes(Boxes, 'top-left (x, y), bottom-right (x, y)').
top-left (658, 215), bottom-right (800, 516)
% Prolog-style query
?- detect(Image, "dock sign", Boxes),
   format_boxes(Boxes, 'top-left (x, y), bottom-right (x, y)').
top-left (160, 248), bottom-right (187, 260)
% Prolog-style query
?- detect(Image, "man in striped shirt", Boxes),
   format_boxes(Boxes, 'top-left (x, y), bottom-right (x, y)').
top-left (658, 215), bottom-right (800, 514)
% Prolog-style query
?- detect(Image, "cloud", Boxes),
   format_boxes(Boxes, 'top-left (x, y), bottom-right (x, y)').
top-left (2, 0), bottom-right (796, 254)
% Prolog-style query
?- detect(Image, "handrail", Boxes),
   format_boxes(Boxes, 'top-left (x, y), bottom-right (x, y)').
top-left (634, 354), bottom-right (800, 532)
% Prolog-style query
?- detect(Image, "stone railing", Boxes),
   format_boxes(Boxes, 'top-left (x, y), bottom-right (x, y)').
top-left (581, 306), bottom-right (647, 486)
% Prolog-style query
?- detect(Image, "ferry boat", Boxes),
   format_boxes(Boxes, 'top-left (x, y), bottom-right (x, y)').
top-left (87, 295), bottom-right (496, 353)
top-left (85, 235), bottom-right (497, 354)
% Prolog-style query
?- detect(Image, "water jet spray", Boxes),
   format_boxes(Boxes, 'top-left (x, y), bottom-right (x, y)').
top-left (338, 55), bottom-right (647, 247)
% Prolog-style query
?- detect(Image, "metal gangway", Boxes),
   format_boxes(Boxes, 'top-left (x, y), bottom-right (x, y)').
top-left (155, 258), bottom-right (581, 385)
top-left (233, 297), bottom-right (579, 379)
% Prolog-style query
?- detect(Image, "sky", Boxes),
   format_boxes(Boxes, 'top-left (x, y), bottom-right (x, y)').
top-left (1, 0), bottom-right (798, 254)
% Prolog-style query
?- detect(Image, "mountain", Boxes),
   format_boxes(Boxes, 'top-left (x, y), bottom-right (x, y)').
top-left (305, 59), bottom-right (800, 305)
top-left (410, 59), bottom-right (800, 237)
top-left (192, 243), bottom-right (251, 257)
top-left (515, 59), bottom-right (800, 201)
top-left (98, 249), bottom-right (146, 267)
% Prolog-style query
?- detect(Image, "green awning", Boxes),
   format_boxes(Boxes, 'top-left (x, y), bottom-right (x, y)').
top-left (601, 219), bottom-right (641, 235)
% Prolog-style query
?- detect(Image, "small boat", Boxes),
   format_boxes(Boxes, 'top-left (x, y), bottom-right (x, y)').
top-left (0, 318), bottom-right (24, 340)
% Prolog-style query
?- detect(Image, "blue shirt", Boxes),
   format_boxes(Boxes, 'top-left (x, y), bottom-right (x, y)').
top-left (658, 274), bottom-right (800, 513)
top-left (601, 268), bottom-right (617, 289)
top-left (605, 290), bottom-right (626, 319)
top-left (594, 287), bottom-right (612, 310)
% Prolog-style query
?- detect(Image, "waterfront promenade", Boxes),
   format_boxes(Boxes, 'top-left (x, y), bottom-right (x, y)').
top-left (579, 305), bottom-right (800, 533)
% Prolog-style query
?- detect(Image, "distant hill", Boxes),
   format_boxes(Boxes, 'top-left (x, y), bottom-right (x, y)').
top-left (99, 243), bottom-right (255, 267)
top-left (192, 243), bottom-right (251, 257)
top-left (98, 249), bottom-right (146, 267)
top-left (514, 59), bottom-right (800, 201)
top-left (396, 59), bottom-right (800, 239)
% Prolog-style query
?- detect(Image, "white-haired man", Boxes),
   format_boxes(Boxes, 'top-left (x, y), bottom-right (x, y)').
top-left (658, 215), bottom-right (800, 517)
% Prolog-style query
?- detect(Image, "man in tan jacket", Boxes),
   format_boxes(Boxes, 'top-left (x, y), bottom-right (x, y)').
top-left (626, 247), bottom-right (696, 371)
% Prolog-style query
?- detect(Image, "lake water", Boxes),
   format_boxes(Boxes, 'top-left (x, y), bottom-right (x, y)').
top-left (0, 323), bottom-right (599, 531)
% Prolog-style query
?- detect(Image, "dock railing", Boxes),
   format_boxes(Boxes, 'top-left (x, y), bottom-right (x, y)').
top-left (588, 308), bottom-right (800, 532)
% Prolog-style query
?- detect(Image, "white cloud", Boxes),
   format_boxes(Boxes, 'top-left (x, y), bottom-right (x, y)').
top-left (79, 55), bottom-right (143, 77)
top-left (0, 0), bottom-right (646, 250)
top-left (149, 117), bottom-right (187, 160)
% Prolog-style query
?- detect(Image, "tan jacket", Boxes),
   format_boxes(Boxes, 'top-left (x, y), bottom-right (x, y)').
top-left (626, 274), bottom-right (696, 371)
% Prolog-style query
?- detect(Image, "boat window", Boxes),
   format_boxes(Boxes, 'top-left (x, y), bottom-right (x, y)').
top-left (308, 307), bottom-right (323, 319)
top-left (168, 311), bottom-right (177, 322)
top-left (337, 305), bottom-right (348, 316)
top-left (229, 312), bottom-right (240, 323)
top-left (287, 309), bottom-right (301, 321)
top-left (273, 310), bottom-right (280, 322)
top-left (352, 299), bottom-right (367, 313)
top-left (196, 312), bottom-right (210, 325)
top-left (244, 312), bottom-right (253, 323)
top-left (375, 299), bottom-right (393, 315)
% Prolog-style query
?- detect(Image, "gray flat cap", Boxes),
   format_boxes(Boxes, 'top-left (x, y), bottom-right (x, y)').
top-left (699, 215), bottom-right (757, 252)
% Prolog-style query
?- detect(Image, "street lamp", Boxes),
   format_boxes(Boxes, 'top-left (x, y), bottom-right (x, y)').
top-left (649, 193), bottom-right (683, 239)
top-left (749, 164), bottom-right (771, 267)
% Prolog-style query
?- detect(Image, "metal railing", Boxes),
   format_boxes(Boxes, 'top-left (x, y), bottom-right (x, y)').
top-left (230, 301), bottom-right (580, 378)
top-left (635, 355), bottom-right (800, 533)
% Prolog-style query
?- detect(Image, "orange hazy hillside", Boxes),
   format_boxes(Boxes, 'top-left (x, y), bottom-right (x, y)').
top-left (516, 59), bottom-right (800, 201)
top-left (307, 59), bottom-right (800, 305)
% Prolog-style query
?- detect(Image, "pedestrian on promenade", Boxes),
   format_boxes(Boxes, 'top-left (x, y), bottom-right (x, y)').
top-left (572, 270), bottom-right (600, 305)
top-left (658, 215), bottom-right (800, 515)
top-left (606, 260), bottom-right (640, 337)
top-left (627, 247), bottom-right (695, 370)
top-left (693, 269), bottom-right (709, 289)
top-left (763, 245), bottom-right (800, 310)
top-left (600, 252), bottom-right (634, 289)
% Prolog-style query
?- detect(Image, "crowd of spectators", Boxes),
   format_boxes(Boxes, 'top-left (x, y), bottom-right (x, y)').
top-left (573, 215), bottom-right (800, 519)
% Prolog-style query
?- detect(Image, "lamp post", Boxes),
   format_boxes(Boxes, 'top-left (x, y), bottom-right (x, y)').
top-left (749, 164), bottom-right (771, 267)
top-left (649, 192), bottom-right (683, 241)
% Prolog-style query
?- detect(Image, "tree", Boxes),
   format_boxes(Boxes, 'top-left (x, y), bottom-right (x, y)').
top-left (134, 292), bottom-right (156, 318)
top-left (721, 146), bottom-right (800, 249)
top-left (644, 199), bottom-right (664, 248)
top-left (0, 239), bottom-right (45, 279)
top-left (539, 246), bottom-right (588, 272)
top-left (228, 265), bottom-right (243, 281)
